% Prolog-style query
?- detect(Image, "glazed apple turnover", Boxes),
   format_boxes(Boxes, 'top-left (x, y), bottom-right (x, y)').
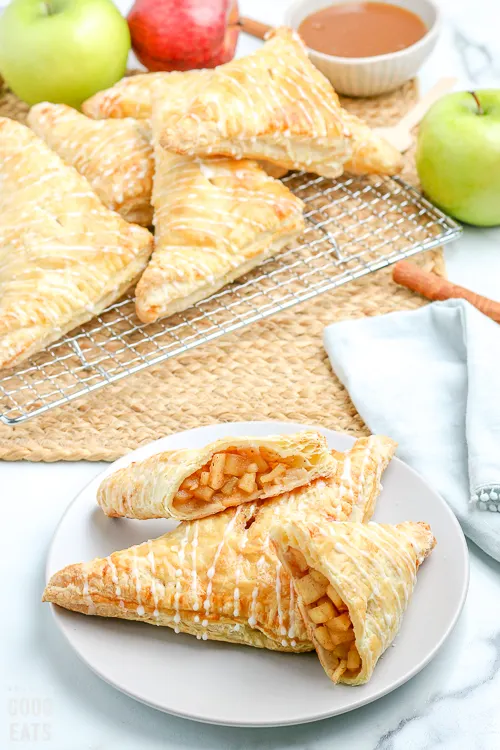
top-left (83, 30), bottom-right (402, 177)
top-left (0, 118), bottom-right (153, 371)
top-left (134, 108), bottom-right (305, 322)
top-left (43, 435), bottom-right (396, 652)
top-left (97, 431), bottom-right (335, 521)
top-left (83, 69), bottom-right (290, 179)
top-left (28, 102), bottom-right (154, 226)
top-left (155, 28), bottom-right (351, 178)
top-left (272, 518), bottom-right (436, 683)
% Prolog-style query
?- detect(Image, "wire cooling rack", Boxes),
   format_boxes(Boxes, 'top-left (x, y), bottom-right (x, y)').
top-left (0, 172), bottom-right (461, 425)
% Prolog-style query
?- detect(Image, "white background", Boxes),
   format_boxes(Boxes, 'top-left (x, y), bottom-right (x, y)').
top-left (2, 1), bottom-right (500, 748)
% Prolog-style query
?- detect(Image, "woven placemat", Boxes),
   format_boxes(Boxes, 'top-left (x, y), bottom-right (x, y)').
top-left (0, 78), bottom-right (443, 461)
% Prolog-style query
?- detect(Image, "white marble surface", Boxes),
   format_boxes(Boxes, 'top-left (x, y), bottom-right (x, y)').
top-left (2, 0), bottom-right (500, 748)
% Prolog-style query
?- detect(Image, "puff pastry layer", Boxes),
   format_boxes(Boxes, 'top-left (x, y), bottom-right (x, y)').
top-left (28, 102), bottom-right (154, 226)
top-left (97, 431), bottom-right (335, 520)
top-left (82, 49), bottom-right (401, 178)
top-left (155, 28), bottom-right (351, 178)
top-left (44, 435), bottom-right (396, 652)
top-left (83, 71), bottom-right (189, 120)
top-left (342, 111), bottom-right (402, 176)
top-left (0, 118), bottom-right (153, 371)
top-left (134, 111), bottom-right (304, 322)
top-left (83, 70), bottom-right (289, 179)
top-left (272, 518), bottom-right (435, 683)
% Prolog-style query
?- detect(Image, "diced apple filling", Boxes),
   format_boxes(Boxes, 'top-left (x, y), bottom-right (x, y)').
top-left (287, 549), bottom-right (361, 681)
top-left (173, 447), bottom-right (310, 510)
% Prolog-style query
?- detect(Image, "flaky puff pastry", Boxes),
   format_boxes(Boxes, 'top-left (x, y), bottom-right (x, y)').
top-left (342, 111), bottom-right (402, 176)
top-left (134, 111), bottom-right (304, 322)
top-left (82, 61), bottom-right (400, 178)
top-left (83, 70), bottom-right (289, 179)
top-left (43, 435), bottom-right (396, 652)
top-left (0, 118), bottom-right (153, 371)
top-left (155, 28), bottom-right (351, 178)
top-left (28, 103), bottom-right (154, 226)
top-left (82, 71), bottom-right (191, 120)
top-left (97, 431), bottom-right (334, 521)
top-left (272, 518), bottom-right (435, 683)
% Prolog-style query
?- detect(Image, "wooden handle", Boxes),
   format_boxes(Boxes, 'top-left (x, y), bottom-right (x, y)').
top-left (239, 16), bottom-right (272, 40)
top-left (397, 77), bottom-right (457, 133)
top-left (393, 260), bottom-right (500, 323)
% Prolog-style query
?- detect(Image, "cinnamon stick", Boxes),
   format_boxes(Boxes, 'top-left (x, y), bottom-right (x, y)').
top-left (239, 16), bottom-right (272, 40)
top-left (393, 260), bottom-right (500, 324)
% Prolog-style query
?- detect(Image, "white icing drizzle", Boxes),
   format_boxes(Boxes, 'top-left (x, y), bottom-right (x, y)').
top-left (340, 456), bottom-right (355, 509)
top-left (248, 586), bottom-right (259, 628)
top-left (202, 508), bottom-right (242, 638)
top-left (147, 540), bottom-right (159, 618)
top-left (173, 525), bottom-right (189, 633)
top-left (106, 555), bottom-right (121, 598)
top-left (81, 564), bottom-right (96, 615)
top-left (355, 442), bottom-right (371, 517)
top-left (190, 522), bottom-right (199, 611)
top-left (29, 103), bottom-right (153, 215)
top-left (132, 547), bottom-right (144, 616)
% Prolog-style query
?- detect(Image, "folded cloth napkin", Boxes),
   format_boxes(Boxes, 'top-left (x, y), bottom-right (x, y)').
top-left (324, 298), bottom-right (500, 562)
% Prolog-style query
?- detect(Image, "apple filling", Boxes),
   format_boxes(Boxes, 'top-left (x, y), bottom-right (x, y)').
top-left (286, 548), bottom-right (361, 681)
top-left (173, 447), bottom-right (311, 512)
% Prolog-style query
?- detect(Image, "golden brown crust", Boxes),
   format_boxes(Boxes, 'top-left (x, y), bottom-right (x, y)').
top-left (273, 519), bottom-right (436, 684)
top-left (97, 431), bottom-right (335, 520)
top-left (44, 435), bottom-right (396, 652)
top-left (341, 111), bottom-right (403, 176)
top-left (155, 28), bottom-right (351, 178)
top-left (0, 117), bottom-right (153, 371)
top-left (81, 50), bottom-right (401, 178)
top-left (134, 106), bottom-right (305, 323)
top-left (82, 70), bottom-right (211, 120)
top-left (28, 103), bottom-right (154, 226)
top-left (82, 72), bottom-right (179, 119)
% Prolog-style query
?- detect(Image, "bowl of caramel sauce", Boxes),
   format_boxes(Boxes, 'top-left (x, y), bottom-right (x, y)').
top-left (286, 0), bottom-right (440, 96)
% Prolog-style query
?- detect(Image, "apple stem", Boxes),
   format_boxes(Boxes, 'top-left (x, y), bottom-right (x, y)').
top-left (469, 91), bottom-right (484, 115)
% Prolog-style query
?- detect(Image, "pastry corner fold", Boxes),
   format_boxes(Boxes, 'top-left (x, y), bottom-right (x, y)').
top-left (271, 517), bottom-right (435, 685)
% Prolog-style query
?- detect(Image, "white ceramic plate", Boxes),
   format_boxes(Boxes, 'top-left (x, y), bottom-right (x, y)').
top-left (46, 421), bottom-right (469, 727)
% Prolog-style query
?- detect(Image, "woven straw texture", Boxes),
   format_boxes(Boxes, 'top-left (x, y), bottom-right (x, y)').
top-left (0, 78), bottom-right (444, 461)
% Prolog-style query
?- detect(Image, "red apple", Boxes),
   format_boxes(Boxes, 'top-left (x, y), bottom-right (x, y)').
top-left (128, 0), bottom-right (239, 72)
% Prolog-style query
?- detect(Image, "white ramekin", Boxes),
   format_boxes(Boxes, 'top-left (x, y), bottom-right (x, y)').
top-left (285, 0), bottom-right (441, 97)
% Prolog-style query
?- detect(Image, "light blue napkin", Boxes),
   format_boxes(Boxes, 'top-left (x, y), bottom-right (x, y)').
top-left (324, 298), bottom-right (500, 562)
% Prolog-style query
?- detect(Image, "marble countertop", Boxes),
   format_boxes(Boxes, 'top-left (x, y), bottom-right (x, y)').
top-left (3, 0), bottom-right (500, 748)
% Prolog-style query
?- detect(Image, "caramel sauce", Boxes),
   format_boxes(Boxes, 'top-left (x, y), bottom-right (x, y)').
top-left (298, 2), bottom-right (428, 58)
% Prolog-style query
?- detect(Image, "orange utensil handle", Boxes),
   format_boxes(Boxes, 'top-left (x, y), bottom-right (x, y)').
top-left (393, 260), bottom-right (500, 324)
top-left (239, 16), bottom-right (272, 40)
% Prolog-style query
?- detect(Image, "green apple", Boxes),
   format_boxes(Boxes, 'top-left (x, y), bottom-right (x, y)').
top-left (0, 0), bottom-right (130, 108)
top-left (416, 90), bottom-right (500, 227)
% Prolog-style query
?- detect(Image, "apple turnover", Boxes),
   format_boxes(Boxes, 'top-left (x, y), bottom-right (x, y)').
top-left (134, 110), bottom-right (304, 322)
top-left (28, 102), bottom-right (154, 226)
top-left (43, 435), bottom-right (396, 652)
top-left (272, 518), bottom-right (436, 683)
top-left (155, 28), bottom-right (351, 178)
top-left (97, 431), bottom-right (335, 520)
top-left (82, 45), bottom-right (401, 177)
top-left (0, 118), bottom-right (153, 371)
